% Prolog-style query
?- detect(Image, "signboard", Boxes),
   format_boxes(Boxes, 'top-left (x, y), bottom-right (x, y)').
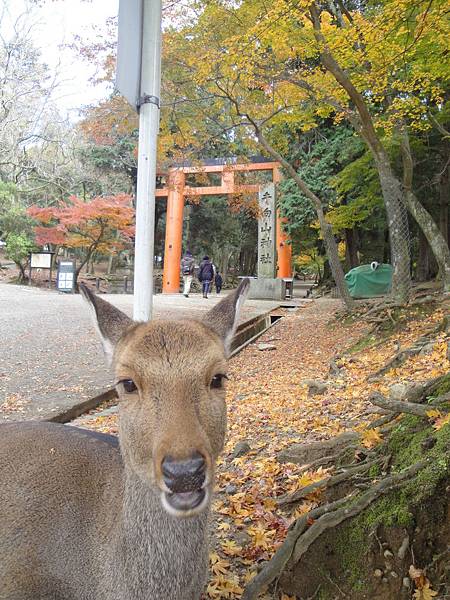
top-left (57, 260), bottom-right (76, 293)
top-left (257, 183), bottom-right (276, 278)
top-left (116, 0), bottom-right (143, 111)
top-left (30, 252), bottom-right (52, 269)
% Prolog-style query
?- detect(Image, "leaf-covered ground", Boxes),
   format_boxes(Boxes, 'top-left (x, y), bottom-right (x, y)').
top-left (75, 297), bottom-right (449, 599)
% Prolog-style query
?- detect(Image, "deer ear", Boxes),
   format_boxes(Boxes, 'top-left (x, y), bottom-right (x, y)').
top-left (80, 284), bottom-right (133, 364)
top-left (203, 278), bottom-right (250, 353)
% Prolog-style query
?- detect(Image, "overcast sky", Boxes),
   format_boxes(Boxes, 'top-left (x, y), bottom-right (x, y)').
top-left (2, 0), bottom-right (119, 118)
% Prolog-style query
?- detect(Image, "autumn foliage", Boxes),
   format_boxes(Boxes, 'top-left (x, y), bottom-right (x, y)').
top-left (27, 194), bottom-right (135, 277)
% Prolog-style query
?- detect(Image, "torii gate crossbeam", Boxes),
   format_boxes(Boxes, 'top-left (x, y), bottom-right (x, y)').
top-left (155, 161), bottom-right (292, 293)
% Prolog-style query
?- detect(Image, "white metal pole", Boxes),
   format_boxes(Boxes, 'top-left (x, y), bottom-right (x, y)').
top-left (133, 0), bottom-right (162, 321)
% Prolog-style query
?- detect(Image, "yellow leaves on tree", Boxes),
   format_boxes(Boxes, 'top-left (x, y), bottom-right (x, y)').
top-left (158, 0), bottom-right (450, 174)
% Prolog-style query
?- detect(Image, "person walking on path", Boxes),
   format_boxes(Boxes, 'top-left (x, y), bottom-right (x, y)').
top-left (198, 256), bottom-right (214, 299)
top-left (208, 262), bottom-right (217, 294)
top-left (180, 250), bottom-right (195, 297)
top-left (215, 271), bottom-right (223, 294)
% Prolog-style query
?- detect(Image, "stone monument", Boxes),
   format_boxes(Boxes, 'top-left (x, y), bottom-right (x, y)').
top-left (249, 182), bottom-right (285, 300)
top-left (257, 183), bottom-right (276, 279)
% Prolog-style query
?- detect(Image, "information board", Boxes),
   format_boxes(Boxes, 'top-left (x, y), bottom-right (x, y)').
top-left (30, 252), bottom-right (52, 269)
top-left (57, 260), bottom-right (76, 292)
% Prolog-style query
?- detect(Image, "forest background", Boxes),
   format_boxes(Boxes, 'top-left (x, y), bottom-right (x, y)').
top-left (0, 0), bottom-right (449, 304)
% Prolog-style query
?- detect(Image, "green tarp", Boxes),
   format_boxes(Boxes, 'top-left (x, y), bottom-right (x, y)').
top-left (345, 264), bottom-right (393, 298)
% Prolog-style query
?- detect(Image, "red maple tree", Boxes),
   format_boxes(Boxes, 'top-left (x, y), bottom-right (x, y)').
top-left (28, 194), bottom-right (135, 284)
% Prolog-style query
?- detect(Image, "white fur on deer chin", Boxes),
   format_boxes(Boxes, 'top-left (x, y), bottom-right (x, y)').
top-left (161, 488), bottom-right (210, 518)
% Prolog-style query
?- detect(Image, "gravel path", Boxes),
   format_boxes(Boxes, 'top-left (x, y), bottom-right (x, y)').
top-left (0, 283), bottom-right (283, 422)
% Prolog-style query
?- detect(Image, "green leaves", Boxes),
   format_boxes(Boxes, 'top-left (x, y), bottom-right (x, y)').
top-left (0, 183), bottom-right (36, 274)
top-left (4, 233), bottom-right (35, 262)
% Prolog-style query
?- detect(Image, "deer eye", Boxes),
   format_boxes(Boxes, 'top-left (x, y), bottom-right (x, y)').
top-left (119, 379), bottom-right (137, 393)
top-left (210, 374), bottom-right (227, 389)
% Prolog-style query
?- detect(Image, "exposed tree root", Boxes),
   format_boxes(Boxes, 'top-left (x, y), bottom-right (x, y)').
top-left (242, 461), bottom-right (427, 600)
top-left (369, 345), bottom-right (427, 379)
top-left (430, 391), bottom-right (450, 406)
top-left (241, 496), bottom-right (355, 600)
top-left (367, 412), bottom-right (399, 429)
top-left (369, 392), bottom-right (433, 417)
top-left (294, 454), bottom-right (338, 475)
top-left (276, 459), bottom-right (380, 507)
top-left (370, 391), bottom-right (449, 417)
top-left (277, 432), bottom-right (360, 465)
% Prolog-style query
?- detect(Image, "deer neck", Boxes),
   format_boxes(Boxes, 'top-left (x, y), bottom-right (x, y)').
top-left (111, 469), bottom-right (210, 600)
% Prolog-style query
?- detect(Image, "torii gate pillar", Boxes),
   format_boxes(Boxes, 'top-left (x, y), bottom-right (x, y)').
top-left (276, 214), bottom-right (292, 278)
top-left (162, 169), bottom-right (185, 293)
top-left (274, 167), bottom-right (292, 278)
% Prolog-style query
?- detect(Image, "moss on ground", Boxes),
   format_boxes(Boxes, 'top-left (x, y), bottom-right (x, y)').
top-left (332, 414), bottom-right (450, 595)
top-left (347, 333), bottom-right (382, 354)
top-left (432, 372), bottom-right (450, 397)
top-left (344, 300), bottom-right (440, 355)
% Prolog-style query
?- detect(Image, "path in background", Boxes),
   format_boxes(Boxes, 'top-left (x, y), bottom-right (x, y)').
top-left (0, 283), bottom-right (287, 422)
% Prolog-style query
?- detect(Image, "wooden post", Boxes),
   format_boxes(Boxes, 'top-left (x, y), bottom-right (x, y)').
top-left (222, 169), bottom-right (234, 193)
top-left (162, 169), bottom-right (185, 293)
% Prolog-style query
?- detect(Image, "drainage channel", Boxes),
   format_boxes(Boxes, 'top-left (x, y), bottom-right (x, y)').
top-left (230, 312), bottom-right (283, 357)
top-left (63, 311), bottom-right (285, 426)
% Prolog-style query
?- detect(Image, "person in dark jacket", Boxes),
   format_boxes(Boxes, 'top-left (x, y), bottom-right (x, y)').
top-left (180, 250), bottom-right (195, 297)
top-left (208, 263), bottom-right (217, 294)
top-left (215, 271), bottom-right (223, 294)
top-left (198, 256), bottom-right (214, 298)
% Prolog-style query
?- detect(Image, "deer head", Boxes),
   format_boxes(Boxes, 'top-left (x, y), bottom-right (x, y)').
top-left (80, 280), bottom-right (249, 518)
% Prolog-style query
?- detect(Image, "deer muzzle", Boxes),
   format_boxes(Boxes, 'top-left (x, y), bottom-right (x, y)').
top-left (161, 452), bottom-right (208, 515)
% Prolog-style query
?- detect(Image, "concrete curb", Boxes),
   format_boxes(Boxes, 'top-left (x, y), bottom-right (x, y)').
top-left (45, 388), bottom-right (117, 424)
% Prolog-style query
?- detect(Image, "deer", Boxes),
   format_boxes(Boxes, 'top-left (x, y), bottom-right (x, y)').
top-left (0, 279), bottom-right (250, 600)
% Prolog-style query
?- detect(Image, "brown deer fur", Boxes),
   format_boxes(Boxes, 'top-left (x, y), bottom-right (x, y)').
top-left (0, 279), bottom-right (249, 600)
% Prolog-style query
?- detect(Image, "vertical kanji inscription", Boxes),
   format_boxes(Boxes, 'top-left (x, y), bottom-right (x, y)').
top-left (257, 183), bottom-right (276, 278)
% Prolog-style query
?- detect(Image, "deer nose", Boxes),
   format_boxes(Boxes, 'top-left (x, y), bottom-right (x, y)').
top-left (161, 452), bottom-right (206, 493)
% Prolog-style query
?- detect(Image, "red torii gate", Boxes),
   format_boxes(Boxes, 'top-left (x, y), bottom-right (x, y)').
top-left (155, 160), bottom-right (292, 294)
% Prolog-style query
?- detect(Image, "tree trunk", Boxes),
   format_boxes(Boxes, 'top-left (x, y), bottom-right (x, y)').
top-left (374, 158), bottom-right (411, 302)
top-left (87, 256), bottom-right (95, 276)
top-left (309, 4), bottom-right (411, 303)
top-left (416, 230), bottom-right (431, 282)
top-left (382, 228), bottom-right (390, 263)
top-left (440, 165), bottom-right (449, 244)
top-left (16, 261), bottom-right (27, 282)
top-left (400, 130), bottom-right (450, 291)
top-left (321, 257), bottom-right (331, 284)
top-left (404, 190), bottom-right (450, 291)
top-left (345, 228), bottom-right (359, 269)
top-left (107, 254), bottom-right (117, 276)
